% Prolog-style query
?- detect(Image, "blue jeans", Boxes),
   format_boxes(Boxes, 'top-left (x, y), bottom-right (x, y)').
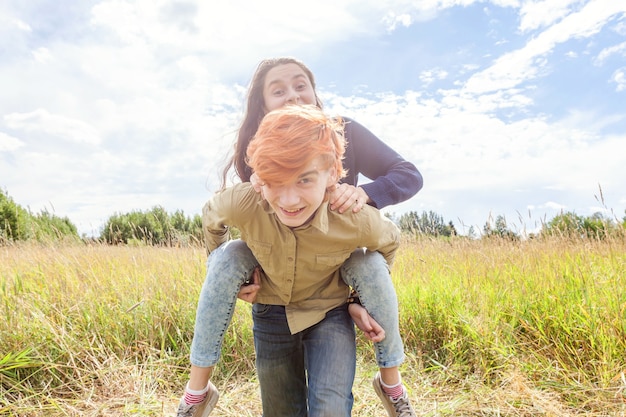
top-left (253, 303), bottom-right (356, 417)
top-left (190, 240), bottom-right (259, 367)
top-left (190, 240), bottom-right (404, 369)
top-left (341, 249), bottom-right (405, 368)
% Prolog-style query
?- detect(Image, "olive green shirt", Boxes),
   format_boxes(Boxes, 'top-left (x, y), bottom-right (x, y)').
top-left (202, 183), bottom-right (400, 334)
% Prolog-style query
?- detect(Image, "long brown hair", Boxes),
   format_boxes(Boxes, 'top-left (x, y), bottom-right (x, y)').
top-left (220, 57), bottom-right (324, 188)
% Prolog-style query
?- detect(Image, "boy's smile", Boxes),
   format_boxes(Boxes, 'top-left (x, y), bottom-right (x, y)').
top-left (261, 156), bottom-right (336, 228)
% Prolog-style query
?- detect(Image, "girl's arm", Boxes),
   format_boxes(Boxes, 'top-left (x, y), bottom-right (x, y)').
top-left (342, 117), bottom-right (423, 209)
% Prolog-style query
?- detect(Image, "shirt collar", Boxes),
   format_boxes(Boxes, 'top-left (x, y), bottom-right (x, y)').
top-left (306, 201), bottom-right (329, 233)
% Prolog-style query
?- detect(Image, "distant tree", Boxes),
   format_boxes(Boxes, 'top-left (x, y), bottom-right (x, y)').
top-left (1, 189), bottom-right (79, 242)
top-left (147, 206), bottom-right (172, 244)
top-left (100, 206), bottom-right (202, 245)
top-left (101, 209), bottom-right (162, 245)
top-left (397, 211), bottom-right (418, 234)
top-left (483, 215), bottom-right (518, 240)
top-left (542, 211), bottom-right (584, 237)
top-left (398, 210), bottom-right (456, 237)
top-left (582, 212), bottom-right (614, 239)
top-left (0, 188), bottom-right (33, 241)
top-left (541, 210), bottom-right (618, 239)
top-left (170, 210), bottom-right (203, 245)
top-left (33, 209), bottom-right (79, 241)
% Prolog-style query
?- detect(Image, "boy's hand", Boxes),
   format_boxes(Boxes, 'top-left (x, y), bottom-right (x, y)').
top-left (348, 303), bottom-right (386, 342)
top-left (328, 183), bottom-right (370, 214)
top-left (238, 267), bottom-right (261, 303)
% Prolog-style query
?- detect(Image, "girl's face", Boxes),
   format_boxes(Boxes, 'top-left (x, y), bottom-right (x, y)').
top-left (261, 156), bottom-right (336, 228)
top-left (262, 63), bottom-right (317, 112)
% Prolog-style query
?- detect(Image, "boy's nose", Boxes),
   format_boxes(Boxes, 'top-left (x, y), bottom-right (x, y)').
top-left (280, 188), bottom-right (300, 206)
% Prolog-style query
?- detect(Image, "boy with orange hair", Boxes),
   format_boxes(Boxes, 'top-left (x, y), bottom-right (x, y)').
top-left (177, 105), bottom-right (414, 417)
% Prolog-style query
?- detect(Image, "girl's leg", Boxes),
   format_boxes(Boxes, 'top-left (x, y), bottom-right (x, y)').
top-left (340, 249), bottom-right (405, 372)
top-left (304, 304), bottom-right (356, 417)
top-left (187, 240), bottom-right (259, 389)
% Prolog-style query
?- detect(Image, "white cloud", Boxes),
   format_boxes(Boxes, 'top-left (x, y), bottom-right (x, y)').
top-left (320, 70), bottom-right (626, 232)
top-left (0, 132), bottom-right (24, 151)
top-left (419, 68), bottom-right (449, 86)
top-left (518, 0), bottom-right (581, 32)
top-left (0, 3), bottom-right (31, 32)
top-left (611, 68), bottom-right (626, 91)
top-left (4, 109), bottom-right (101, 145)
top-left (614, 19), bottom-right (626, 36)
top-left (31, 46), bottom-right (52, 63)
top-left (464, 0), bottom-right (626, 94)
top-left (383, 12), bottom-right (413, 32)
top-left (594, 40), bottom-right (626, 65)
top-left (88, 0), bottom-right (368, 77)
top-left (543, 201), bottom-right (567, 210)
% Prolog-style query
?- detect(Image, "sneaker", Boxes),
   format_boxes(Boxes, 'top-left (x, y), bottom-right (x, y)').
top-left (372, 372), bottom-right (416, 417)
top-left (175, 381), bottom-right (219, 417)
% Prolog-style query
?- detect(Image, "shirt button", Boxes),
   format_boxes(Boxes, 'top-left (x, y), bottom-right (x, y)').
top-left (287, 257), bottom-right (294, 262)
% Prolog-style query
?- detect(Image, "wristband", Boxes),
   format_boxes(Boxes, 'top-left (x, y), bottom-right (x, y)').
top-left (347, 289), bottom-right (361, 305)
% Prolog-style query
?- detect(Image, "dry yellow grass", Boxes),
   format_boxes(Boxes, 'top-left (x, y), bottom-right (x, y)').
top-left (1, 237), bottom-right (625, 416)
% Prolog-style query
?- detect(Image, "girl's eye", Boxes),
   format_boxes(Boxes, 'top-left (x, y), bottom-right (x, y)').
top-left (272, 89), bottom-right (284, 96)
top-left (296, 83), bottom-right (307, 91)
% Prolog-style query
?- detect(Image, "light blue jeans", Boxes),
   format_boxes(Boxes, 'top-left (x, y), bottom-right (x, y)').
top-left (253, 303), bottom-right (355, 417)
top-left (189, 239), bottom-right (405, 369)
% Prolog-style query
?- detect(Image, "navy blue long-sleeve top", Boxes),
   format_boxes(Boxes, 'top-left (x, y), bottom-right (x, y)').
top-left (341, 117), bottom-right (423, 209)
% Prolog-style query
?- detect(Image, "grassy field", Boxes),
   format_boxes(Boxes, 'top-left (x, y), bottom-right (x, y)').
top-left (1, 236), bottom-right (625, 416)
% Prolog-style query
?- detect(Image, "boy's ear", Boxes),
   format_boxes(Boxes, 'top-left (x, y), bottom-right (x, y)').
top-left (326, 167), bottom-right (338, 186)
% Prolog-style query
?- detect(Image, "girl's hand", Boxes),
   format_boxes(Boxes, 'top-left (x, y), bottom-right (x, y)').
top-left (348, 303), bottom-right (386, 342)
top-left (237, 267), bottom-right (261, 303)
top-left (328, 183), bottom-right (370, 214)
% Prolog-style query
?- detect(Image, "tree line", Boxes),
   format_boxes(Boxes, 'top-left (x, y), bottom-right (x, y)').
top-left (2, 188), bottom-right (624, 245)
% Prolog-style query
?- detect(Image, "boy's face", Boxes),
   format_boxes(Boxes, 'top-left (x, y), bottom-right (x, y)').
top-left (261, 156), bottom-right (337, 228)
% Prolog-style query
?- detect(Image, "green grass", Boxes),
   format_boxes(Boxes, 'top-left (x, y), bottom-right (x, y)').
top-left (1, 236), bottom-right (625, 416)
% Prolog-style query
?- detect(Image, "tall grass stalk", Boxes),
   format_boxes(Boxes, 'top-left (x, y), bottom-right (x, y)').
top-left (1, 236), bottom-right (625, 416)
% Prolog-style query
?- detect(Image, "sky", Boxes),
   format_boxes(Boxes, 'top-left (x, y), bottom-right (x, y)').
top-left (1, 0), bottom-right (625, 237)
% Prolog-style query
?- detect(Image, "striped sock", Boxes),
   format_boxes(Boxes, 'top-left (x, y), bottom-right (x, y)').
top-left (381, 378), bottom-right (404, 400)
top-left (183, 383), bottom-right (209, 405)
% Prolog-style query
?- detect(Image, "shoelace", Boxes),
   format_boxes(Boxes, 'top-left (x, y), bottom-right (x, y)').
top-left (392, 395), bottom-right (415, 416)
top-left (177, 403), bottom-right (195, 417)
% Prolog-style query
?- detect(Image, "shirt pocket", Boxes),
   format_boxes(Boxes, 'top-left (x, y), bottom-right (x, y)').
top-left (315, 251), bottom-right (352, 271)
top-left (247, 239), bottom-right (273, 271)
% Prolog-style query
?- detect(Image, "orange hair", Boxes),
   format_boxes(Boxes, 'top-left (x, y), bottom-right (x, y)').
top-left (246, 105), bottom-right (346, 186)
